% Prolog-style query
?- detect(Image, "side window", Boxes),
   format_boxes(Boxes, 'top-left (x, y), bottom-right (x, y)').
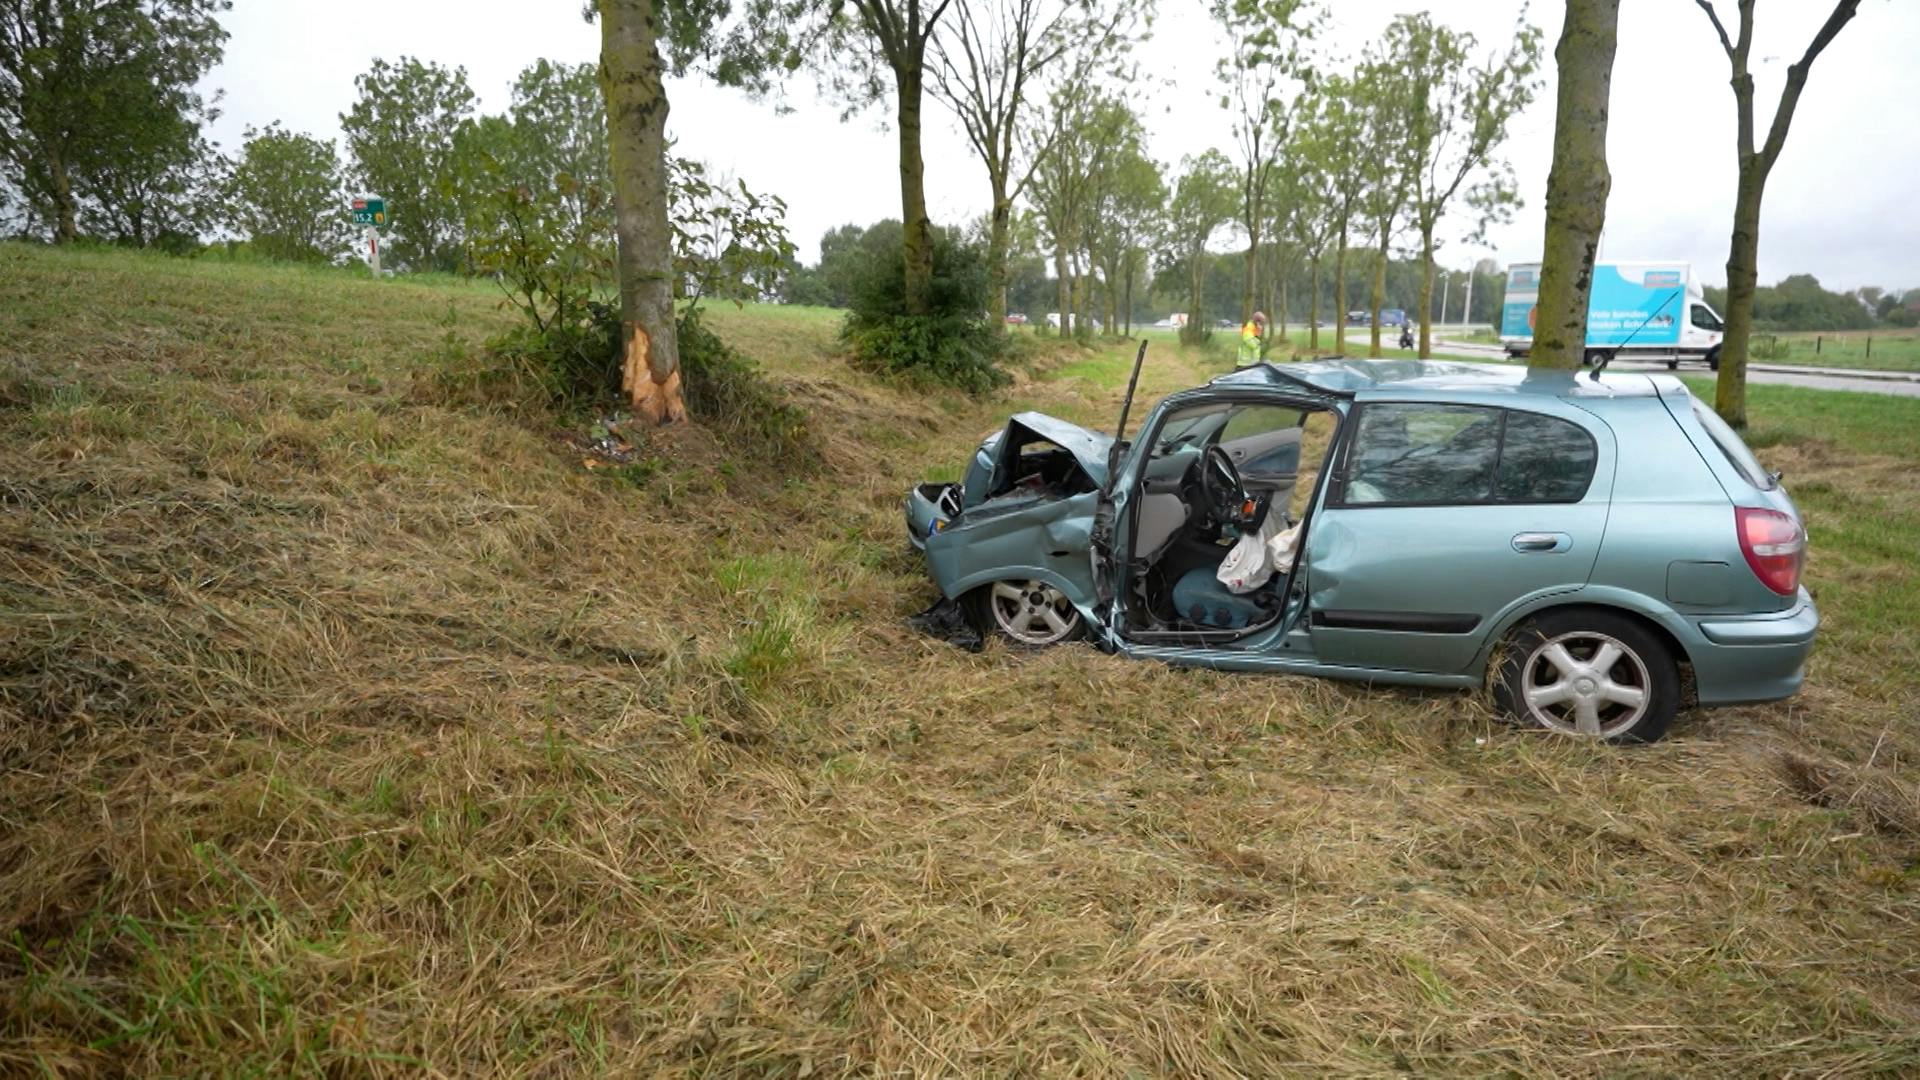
top-left (1339, 404), bottom-right (1501, 505)
top-left (1690, 305), bottom-right (1723, 331)
top-left (1494, 410), bottom-right (1597, 502)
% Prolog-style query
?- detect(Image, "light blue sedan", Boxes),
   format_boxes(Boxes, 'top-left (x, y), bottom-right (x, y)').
top-left (907, 359), bottom-right (1816, 743)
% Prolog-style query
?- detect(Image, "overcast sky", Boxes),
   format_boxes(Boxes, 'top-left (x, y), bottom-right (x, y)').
top-left (202, 0), bottom-right (1918, 291)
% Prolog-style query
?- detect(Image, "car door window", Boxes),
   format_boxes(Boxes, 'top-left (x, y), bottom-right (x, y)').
top-left (1690, 305), bottom-right (1723, 331)
top-left (1216, 405), bottom-right (1304, 485)
top-left (1493, 410), bottom-right (1597, 502)
top-left (1338, 403), bottom-right (1501, 506)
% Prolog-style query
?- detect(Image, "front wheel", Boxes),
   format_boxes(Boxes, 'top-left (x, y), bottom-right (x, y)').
top-left (1707, 346), bottom-right (1722, 372)
top-left (965, 579), bottom-right (1085, 648)
top-left (1494, 610), bottom-right (1679, 743)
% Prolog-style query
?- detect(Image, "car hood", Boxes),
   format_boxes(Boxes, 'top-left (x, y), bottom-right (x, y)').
top-left (1003, 412), bottom-right (1114, 487)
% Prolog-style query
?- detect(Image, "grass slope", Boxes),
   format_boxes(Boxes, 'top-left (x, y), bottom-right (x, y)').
top-left (3, 243), bottom-right (1919, 1076)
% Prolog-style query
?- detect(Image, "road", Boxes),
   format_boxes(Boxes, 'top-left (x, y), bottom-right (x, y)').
top-left (1430, 338), bottom-right (1920, 399)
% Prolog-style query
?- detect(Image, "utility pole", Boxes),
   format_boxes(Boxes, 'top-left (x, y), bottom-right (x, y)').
top-left (1441, 271), bottom-right (1451, 331)
top-left (1462, 265), bottom-right (1474, 327)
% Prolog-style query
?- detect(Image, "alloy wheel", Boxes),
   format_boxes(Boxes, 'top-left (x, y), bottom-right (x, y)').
top-left (1518, 631), bottom-right (1653, 738)
top-left (988, 579), bottom-right (1081, 646)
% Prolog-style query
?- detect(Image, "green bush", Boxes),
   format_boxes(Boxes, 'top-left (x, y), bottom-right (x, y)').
top-left (842, 228), bottom-right (1008, 394)
top-left (676, 309), bottom-right (814, 466)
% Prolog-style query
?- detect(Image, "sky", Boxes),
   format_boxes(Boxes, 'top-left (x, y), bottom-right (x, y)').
top-left (201, 0), bottom-right (1920, 292)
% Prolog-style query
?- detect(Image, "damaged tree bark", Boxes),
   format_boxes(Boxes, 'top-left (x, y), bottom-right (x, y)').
top-left (600, 0), bottom-right (685, 423)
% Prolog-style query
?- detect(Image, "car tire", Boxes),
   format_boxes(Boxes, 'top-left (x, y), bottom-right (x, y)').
top-left (1494, 609), bottom-right (1679, 743)
top-left (963, 580), bottom-right (1086, 649)
top-left (1707, 346), bottom-right (1721, 372)
top-left (1582, 350), bottom-right (1603, 367)
top-left (1666, 358), bottom-right (1680, 371)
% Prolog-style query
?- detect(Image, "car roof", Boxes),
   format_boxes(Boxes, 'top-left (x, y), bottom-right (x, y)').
top-left (1211, 358), bottom-right (1669, 400)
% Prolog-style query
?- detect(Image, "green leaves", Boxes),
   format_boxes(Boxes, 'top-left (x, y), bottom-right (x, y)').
top-left (339, 57), bottom-right (477, 273)
top-left (225, 123), bottom-right (350, 263)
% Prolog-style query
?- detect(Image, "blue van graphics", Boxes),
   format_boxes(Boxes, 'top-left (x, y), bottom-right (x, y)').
top-left (1500, 300), bottom-right (1534, 338)
top-left (1587, 265), bottom-right (1683, 346)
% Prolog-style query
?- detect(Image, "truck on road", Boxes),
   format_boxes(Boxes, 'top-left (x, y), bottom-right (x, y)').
top-left (1500, 261), bottom-right (1725, 370)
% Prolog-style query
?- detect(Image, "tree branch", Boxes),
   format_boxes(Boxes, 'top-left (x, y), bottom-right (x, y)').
top-left (1757, 0), bottom-right (1861, 173)
top-left (1693, 0), bottom-right (1734, 60)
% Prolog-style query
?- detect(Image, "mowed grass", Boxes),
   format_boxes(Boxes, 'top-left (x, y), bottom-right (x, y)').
top-left (3, 242), bottom-right (1920, 1076)
top-left (1765, 328), bottom-right (1920, 373)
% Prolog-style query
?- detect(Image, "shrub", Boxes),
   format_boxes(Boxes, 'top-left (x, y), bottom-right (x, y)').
top-left (676, 309), bottom-right (814, 466)
top-left (842, 228), bottom-right (1008, 394)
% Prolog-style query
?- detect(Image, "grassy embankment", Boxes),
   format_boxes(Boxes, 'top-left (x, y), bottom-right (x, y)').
top-left (3, 243), bottom-right (1919, 1076)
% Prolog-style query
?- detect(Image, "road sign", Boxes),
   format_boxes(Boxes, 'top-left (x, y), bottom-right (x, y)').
top-left (351, 196), bottom-right (387, 228)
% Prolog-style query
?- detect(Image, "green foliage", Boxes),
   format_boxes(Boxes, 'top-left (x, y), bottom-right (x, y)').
top-left (677, 308), bottom-right (814, 465)
top-left (668, 156), bottom-right (797, 311)
top-left (1399, 10), bottom-right (1543, 244)
top-left (224, 123), bottom-right (350, 263)
top-left (1159, 150), bottom-right (1239, 345)
top-left (779, 222), bottom-right (872, 308)
top-left (1710, 275), bottom-right (1877, 332)
top-left (843, 227), bottom-right (1007, 393)
top-left (0, 0), bottom-right (229, 245)
top-left (339, 56), bottom-right (476, 272)
top-left (506, 60), bottom-right (610, 228)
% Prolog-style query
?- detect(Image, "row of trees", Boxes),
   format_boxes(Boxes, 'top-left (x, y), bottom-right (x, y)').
top-left (959, 1), bottom-right (1540, 357)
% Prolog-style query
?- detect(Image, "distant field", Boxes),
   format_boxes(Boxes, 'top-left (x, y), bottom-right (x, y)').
top-left (1762, 328), bottom-right (1920, 372)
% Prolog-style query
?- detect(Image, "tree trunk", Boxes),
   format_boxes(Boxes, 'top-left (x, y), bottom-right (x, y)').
top-left (1309, 254), bottom-right (1321, 351)
top-left (1715, 182), bottom-right (1763, 426)
top-left (1103, 266), bottom-right (1118, 337)
top-left (1418, 224), bottom-right (1436, 359)
top-left (1183, 257), bottom-right (1206, 347)
top-left (1054, 245), bottom-right (1070, 336)
top-left (1369, 235), bottom-right (1387, 358)
top-left (600, 0), bottom-right (685, 423)
top-left (1242, 233), bottom-right (1258, 324)
top-left (986, 188), bottom-right (1012, 331)
top-left (47, 144), bottom-right (78, 244)
top-left (897, 62), bottom-right (934, 316)
top-left (1277, 277), bottom-right (1289, 359)
top-left (1705, 0), bottom-right (1861, 426)
top-left (1531, 0), bottom-right (1620, 371)
top-left (1124, 261), bottom-right (1135, 337)
top-left (1332, 225), bottom-right (1349, 353)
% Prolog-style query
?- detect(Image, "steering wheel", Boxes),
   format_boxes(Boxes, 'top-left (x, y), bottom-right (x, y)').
top-left (1201, 445), bottom-right (1252, 526)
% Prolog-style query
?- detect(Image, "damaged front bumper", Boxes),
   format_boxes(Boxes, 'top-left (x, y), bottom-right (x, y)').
top-left (905, 482), bottom-right (961, 550)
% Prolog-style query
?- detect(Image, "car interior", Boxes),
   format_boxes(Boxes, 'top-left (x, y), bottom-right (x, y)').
top-left (1124, 403), bottom-right (1338, 636)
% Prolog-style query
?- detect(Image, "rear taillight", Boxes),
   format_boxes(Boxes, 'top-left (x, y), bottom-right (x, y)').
top-left (1736, 506), bottom-right (1806, 595)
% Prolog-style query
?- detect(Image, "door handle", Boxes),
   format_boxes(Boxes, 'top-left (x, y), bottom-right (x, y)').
top-left (1512, 531), bottom-right (1572, 553)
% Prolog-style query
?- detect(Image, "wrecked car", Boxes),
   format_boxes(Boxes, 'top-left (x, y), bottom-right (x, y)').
top-left (907, 355), bottom-right (1817, 743)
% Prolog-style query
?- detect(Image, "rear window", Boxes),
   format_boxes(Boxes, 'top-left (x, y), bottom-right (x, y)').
top-left (1691, 400), bottom-right (1776, 490)
top-left (1495, 410), bottom-right (1598, 502)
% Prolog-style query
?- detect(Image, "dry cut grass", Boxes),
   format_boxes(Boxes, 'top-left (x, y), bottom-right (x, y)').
top-left (2, 244), bottom-right (1919, 1076)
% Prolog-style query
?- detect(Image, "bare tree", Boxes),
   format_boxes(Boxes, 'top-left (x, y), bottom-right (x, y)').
top-left (929, 0), bottom-right (1139, 330)
top-left (1695, 0), bottom-right (1862, 426)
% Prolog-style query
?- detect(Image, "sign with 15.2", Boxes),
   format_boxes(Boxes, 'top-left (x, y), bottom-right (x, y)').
top-left (351, 196), bottom-right (386, 227)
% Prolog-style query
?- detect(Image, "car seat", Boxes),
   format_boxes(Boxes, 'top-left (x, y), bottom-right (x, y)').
top-left (1172, 567), bottom-right (1278, 629)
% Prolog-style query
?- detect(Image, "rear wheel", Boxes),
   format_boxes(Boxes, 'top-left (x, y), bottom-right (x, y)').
top-left (1666, 358), bottom-right (1680, 371)
top-left (1494, 609), bottom-right (1679, 743)
top-left (965, 579), bottom-right (1085, 648)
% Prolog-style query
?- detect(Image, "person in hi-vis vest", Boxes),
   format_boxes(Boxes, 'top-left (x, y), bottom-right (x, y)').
top-left (1238, 311), bottom-right (1267, 364)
